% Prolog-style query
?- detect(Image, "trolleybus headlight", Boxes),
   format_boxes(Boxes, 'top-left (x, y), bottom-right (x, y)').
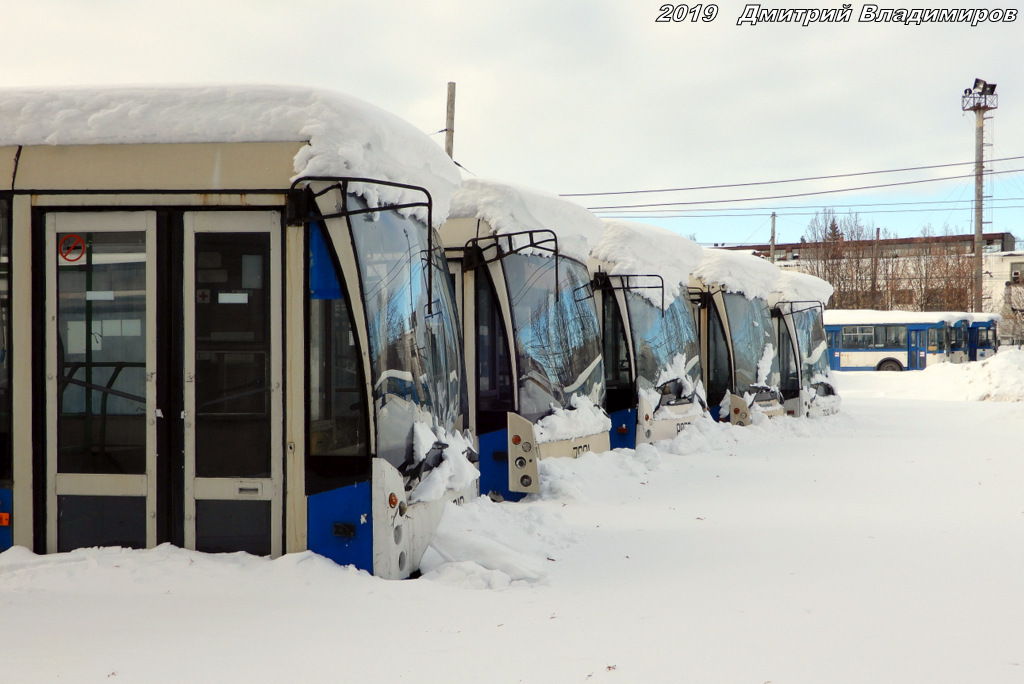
top-left (515, 456), bottom-right (527, 469)
top-left (521, 441), bottom-right (532, 453)
top-left (520, 475), bottom-right (533, 488)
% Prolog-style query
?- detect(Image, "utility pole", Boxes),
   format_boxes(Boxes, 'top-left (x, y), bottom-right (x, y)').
top-left (871, 226), bottom-right (880, 308)
top-left (962, 78), bottom-right (998, 312)
top-left (769, 212), bottom-right (776, 263)
top-left (445, 82), bottom-right (456, 158)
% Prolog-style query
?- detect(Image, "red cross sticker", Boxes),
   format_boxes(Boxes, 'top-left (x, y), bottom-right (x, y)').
top-left (197, 289), bottom-right (211, 304)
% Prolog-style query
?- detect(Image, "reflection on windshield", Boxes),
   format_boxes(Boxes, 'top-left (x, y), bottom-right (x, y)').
top-left (722, 293), bottom-right (779, 394)
top-left (793, 308), bottom-right (830, 380)
top-left (347, 194), bottom-right (465, 471)
top-left (626, 291), bottom-right (701, 406)
top-left (504, 254), bottom-right (604, 423)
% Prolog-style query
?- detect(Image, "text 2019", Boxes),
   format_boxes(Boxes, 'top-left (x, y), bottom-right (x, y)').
top-left (656, 4), bottom-right (719, 22)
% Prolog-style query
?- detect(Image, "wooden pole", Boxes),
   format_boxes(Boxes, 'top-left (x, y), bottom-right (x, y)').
top-left (445, 82), bottom-right (456, 158)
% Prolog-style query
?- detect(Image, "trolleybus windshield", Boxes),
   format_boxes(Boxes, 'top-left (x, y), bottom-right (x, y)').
top-left (625, 290), bottom-right (701, 407)
top-left (503, 253), bottom-right (603, 424)
top-left (346, 194), bottom-right (465, 475)
top-left (793, 308), bottom-right (830, 381)
top-left (723, 293), bottom-right (779, 395)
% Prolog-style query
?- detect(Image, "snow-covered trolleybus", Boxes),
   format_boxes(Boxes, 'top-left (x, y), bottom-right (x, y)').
top-left (0, 86), bottom-right (477, 578)
top-left (691, 249), bottom-right (784, 425)
top-left (440, 180), bottom-right (609, 500)
top-left (768, 271), bottom-right (840, 417)
top-left (823, 310), bottom-right (968, 371)
top-left (589, 220), bottom-right (707, 448)
top-left (969, 314), bottom-right (1001, 361)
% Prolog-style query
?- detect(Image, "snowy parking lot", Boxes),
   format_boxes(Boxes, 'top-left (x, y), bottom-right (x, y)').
top-left (4, 353), bottom-right (1024, 683)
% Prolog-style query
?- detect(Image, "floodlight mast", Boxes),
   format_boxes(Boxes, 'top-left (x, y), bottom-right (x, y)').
top-left (962, 78), bottom-right (998, 312)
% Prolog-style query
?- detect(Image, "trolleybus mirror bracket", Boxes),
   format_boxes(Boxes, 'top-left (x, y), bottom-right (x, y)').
top-left (289, 176), bottom-right (438, 315)
top-left (590, 271), bottom-right (665, 314)
top-left (464, 229), bottom-right (560, 301)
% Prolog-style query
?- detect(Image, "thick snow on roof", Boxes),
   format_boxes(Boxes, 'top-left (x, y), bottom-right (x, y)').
top-left (770, 270), bottom-right (834, 306)
top-left (823, 309), bottom-right (1001, 326)
top-left (0, 85), bottom-right (461, 225)
top-left (591, 219), bottom-right (703, 306)
top-left (692, 248), bottom-right (780, 300)
top-left (448, 179), bottom-right (604, 262)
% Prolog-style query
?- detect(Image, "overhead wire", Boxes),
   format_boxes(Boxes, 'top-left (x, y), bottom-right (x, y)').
top-left (561, 154), bottom-right (1024, 198)
top-left (584, 167), bottom-right (1024, 211)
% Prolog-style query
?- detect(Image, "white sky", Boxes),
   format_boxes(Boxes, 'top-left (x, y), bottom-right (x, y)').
top-left (2, 1), bottom-right (1022, 245)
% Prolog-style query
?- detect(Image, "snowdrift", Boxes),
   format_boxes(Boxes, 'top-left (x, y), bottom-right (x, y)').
top-left (835, 349), bottom-right (1024, 403)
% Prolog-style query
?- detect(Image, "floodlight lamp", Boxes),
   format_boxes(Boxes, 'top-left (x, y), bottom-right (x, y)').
top-left (983, 83), bottom-right (997, 95)
top-left (973, 78), bottom-right (987, 92)
top-left (964, 88), bottom-right (972, 96)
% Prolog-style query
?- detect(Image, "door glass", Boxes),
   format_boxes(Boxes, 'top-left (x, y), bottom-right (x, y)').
top-left (0, 198), bottom-right (10, 486)
top-left (193, 233), bottom-right (272, 478)
top-left (195, 500), bottom-right (271, 556)
top-left (56, 231), bottom-right (148, 475)
top-left (57, 495), bottom-right (146, 551)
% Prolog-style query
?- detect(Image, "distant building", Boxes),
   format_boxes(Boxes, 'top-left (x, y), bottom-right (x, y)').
top-left (718, 232), bottom-right (1015, 264)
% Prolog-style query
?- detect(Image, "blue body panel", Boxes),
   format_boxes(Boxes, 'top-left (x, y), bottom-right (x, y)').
top-left (608, 407), bottom-right (637, 450)
top-left (477, 428), bottom-right (524, 502)
top-left (0, 488), bottom-right (12, 551)
top-left (307, 480), bottom-right (373, 571)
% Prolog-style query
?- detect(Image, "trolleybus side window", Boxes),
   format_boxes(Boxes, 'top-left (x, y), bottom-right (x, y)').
top-left (602, 293), bottom-right (632, 413)
top-left (842, 325), bottom-right (874, 349)
top-left (706, 303), bottom-right (731, 408)
top-left (475, 267), bottom-right (514, 433)
top-left (307, 221), bottom-right (370, 494)
top-left (426, 239), bottom-right (466, 431)
top-left (878, 325), bottom-right (907, 348)
top-left (777, 321), bottom-right (799, 396)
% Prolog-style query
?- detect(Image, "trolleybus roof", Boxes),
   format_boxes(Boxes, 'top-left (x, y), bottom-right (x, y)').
top-left (0, 85), bottom-right (461, 225)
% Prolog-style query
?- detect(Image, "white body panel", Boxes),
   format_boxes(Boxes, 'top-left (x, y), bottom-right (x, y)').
top-left (507, 412), bottom-right (610, 495)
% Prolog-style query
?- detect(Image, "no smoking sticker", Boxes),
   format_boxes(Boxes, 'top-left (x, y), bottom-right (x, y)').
top-left (59, 234), bottom-right (85, 262)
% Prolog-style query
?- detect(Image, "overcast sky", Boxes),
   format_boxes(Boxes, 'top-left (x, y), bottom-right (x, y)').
top-left (3, 1), bottom-right (1022, 245)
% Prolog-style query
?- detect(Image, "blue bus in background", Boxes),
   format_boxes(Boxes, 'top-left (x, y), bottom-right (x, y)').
top-left (824, 310), bottom-right (969, 371)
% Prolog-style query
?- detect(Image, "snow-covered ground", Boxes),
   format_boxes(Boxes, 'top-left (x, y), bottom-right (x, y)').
top-left (5, 352), bottom-right (1024, 683)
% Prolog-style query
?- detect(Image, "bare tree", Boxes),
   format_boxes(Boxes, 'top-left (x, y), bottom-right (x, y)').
top-left (802, 210), bottom-right (899, 309)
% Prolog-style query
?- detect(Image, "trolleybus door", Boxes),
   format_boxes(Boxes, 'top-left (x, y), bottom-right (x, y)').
top-left (46, 212), bottom-right (158, 552)
top-left (908, 329), bottom-right (924, 370)
top-left (183, 212), bottom-right (282, 557)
